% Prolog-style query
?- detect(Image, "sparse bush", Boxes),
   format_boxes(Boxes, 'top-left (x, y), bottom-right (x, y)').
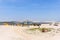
top-left (28, 28), bottom-right (53, 32)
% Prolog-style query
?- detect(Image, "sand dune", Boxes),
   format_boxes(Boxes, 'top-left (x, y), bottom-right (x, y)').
top-left (0, 25), bottom-right (60, 40)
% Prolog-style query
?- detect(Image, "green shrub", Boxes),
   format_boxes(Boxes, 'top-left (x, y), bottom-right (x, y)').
top-left (28, 28), bottom-right (53, 32)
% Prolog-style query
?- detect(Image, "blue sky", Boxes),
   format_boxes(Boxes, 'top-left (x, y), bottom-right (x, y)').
top-left (0, 0), bottom-right (60, 21)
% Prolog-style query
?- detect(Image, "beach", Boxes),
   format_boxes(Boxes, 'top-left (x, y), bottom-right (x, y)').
top-left (0, 25), bottom-right (60, 40)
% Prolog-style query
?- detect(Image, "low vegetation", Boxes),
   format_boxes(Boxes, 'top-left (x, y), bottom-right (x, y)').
top-left (28, 28), bottom-right (54, 32)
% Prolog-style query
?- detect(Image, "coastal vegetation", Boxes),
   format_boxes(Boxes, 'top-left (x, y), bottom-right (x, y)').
top-left (27, 28), bottom-right (54, 32)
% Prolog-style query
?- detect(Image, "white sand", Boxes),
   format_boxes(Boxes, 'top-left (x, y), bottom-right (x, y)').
top-left (0, 25), bottom-right (60, 40)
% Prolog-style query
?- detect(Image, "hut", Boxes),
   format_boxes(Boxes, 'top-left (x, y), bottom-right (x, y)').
top-left (40, 22), bottom-right (52, 28)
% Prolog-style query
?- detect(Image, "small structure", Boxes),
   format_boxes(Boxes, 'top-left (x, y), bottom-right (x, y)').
top-left (40, 24), bottom-right (50, 28)
top-left (40, 22), bottom-right (52, 28)
top-left (21, 21), bottom-right (33, 27)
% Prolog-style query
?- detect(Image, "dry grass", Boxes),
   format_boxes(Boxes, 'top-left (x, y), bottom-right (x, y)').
top-left (27, 28), bottom-right (54, 32)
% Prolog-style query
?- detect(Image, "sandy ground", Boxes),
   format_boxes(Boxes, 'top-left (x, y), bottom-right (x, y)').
top-left (0, 25), bottom-right (60, 40)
